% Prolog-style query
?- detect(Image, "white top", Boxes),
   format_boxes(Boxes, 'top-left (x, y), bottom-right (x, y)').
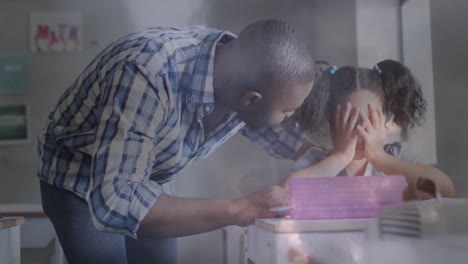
top-left (255, 218), bottom-right (370, 233)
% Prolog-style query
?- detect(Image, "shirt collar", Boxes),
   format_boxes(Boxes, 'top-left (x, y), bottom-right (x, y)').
top-left (186, 31), bottom-right (236, 116)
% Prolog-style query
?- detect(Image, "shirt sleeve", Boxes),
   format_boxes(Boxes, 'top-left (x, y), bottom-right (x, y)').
top-left (290, 147), bottom-right (327, 172)
top-left (240, 118), bottom-right (312, 160)
top-left (88, 62), bottom-right (168, 238)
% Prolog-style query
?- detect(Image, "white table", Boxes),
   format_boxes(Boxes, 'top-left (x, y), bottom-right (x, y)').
top-left (0, 217), bottom-right (24, 264)
top-left (223, 225), bottom-right (246, 264)
top-left (245, 218), bottom-right (370, 264)
top-left (0, 204), bottom-right (64, 264)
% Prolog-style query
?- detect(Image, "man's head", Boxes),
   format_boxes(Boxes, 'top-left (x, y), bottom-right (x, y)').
top-left (216, 19), bottom-right (315, 129)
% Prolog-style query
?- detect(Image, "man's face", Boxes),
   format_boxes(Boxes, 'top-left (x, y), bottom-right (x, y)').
top-left (237, 81), bottom-right (313, 130)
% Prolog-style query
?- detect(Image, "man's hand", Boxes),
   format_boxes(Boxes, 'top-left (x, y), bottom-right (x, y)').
top-left (231, 185), bottom-right (289, 227)
top-left (137, 185), bottom-right (289, 238)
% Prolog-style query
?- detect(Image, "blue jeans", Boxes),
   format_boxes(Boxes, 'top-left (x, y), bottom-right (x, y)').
top-left (40, 181), bottom-right (177, 264)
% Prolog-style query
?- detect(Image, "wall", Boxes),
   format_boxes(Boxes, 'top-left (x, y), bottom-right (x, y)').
top-left (0, 0), bottom-right (358, 263)
top-left (203, 0), bottom-right (357, 65)
top-left (0, 0), bottom-right (207, 203)
top-left (355, 0), bottom-right (401, 66)
top-left (401, 0), bottom-right (437, 165)
top-left (430, 0), bottom-right (468, 196)
top-left (0, 0), bottom-right (357, 203)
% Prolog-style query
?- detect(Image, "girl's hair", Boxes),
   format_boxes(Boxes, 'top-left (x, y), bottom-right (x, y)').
top-left (295, 59), bottom-right (427, 136)
top-left (293, 60), bottom-right (331, 132)
top-left (377, 59), bottom-right (426, 132)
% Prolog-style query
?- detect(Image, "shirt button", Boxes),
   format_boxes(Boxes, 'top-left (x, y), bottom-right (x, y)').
top-left (205, 106), bottom-right (211, 112)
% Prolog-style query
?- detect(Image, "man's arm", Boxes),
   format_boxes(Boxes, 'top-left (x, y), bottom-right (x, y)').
top-left (281, 152), bottom-right (349, 187)
top-left (88, 62), bottom-right (288, 238)
top-left (88, 62), bottom-right (168, 237)
top-left (241, 118), bottom-right (317, 160)
top-left (138, 186), bottom-right (287, 238)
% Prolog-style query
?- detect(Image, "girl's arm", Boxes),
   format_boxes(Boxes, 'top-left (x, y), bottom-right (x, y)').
top-left (281, 152), bottom-right (350, 187)
top-left (370, 153), bottom-right (456, 198)
top-left (358, 104), bottom-right (456, 198)
top-left (281, 103), bottom-right (359, 187)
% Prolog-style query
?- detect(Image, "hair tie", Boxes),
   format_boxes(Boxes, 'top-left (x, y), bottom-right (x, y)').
top-left (328, 65), bottom-right (337, 75)
top-left (373, 64), bottom-right (382, 74)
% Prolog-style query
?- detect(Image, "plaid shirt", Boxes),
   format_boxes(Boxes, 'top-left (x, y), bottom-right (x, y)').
top-left (37, 26), bottom-right (308, 237)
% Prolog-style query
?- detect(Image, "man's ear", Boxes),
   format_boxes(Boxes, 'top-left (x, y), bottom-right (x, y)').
top-left (241, 91), bottom-right (262, 107)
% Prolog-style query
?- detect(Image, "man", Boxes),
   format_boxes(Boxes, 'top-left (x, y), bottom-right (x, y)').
top-left (38, 19), bottom-right (315, 264)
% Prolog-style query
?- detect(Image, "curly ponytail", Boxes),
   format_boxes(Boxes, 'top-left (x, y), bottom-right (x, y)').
top-left (376, 59), bottom-right (427, 134)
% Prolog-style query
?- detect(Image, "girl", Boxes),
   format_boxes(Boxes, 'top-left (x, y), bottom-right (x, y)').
top-left (285, 60), bottom-right (455, 199)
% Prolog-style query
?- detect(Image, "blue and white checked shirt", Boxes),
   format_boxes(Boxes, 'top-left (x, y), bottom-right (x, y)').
top-left (37, 26), bottom-right (309, 237)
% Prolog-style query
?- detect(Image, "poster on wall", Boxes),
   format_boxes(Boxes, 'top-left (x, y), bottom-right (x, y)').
top-left (0, 104), bottom-right (29, 145)
top-left (30, 11), bottom-right (83, 53)
top-left (0, 56), bottom-right (29, 95)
